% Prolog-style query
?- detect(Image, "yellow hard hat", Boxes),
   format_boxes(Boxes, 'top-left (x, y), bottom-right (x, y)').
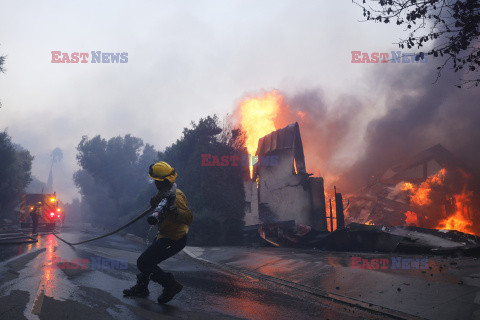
top-left (149, 161), bottom-right (177, 184)
top-left (36, 202), bottom-right (42, 207)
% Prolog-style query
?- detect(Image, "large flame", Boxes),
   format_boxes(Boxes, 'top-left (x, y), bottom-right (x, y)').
top-left (236, 89), bottom-right (326, 180)
top-left (239, 91), bottom-right (281, 177)
top-left (400, 168), bottom-right (476, 235)
top-left (437, 188), bottom-right (475, 234)
top-left (400, 169), bottom-right (446, 206)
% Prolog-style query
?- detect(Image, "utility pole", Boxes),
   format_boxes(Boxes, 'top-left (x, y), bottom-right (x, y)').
top-left (335, 186), bottom-right (345, 229)
top-left (329, 198), bottom-right (333, 232)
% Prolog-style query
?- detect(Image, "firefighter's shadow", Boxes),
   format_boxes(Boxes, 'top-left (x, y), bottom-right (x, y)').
top-left (158, 303), bottom-right (179, 315)
top-left (134, 299), bottom-right (179, 315)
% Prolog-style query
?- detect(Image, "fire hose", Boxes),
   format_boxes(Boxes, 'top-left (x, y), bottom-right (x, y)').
top-left (52, 185), bottom-right (176, 246)
top-left (53, 206), bottom-right (154, 246)
top-left (0, 232), bottom-right (38, 245)
top-left (53, 189), bottom-right (175, 246)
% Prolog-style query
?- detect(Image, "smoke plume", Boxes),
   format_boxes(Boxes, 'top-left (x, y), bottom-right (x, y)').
top-left (271, 64), bottom-right (480, 192)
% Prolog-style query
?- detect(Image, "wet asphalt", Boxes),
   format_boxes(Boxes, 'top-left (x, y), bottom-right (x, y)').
top-left (0, 227), bottom-right (386, 320)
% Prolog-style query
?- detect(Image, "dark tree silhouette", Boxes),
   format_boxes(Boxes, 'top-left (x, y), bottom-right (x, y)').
top-left (159, 115), bottom-right (246, 245)
top-left (0, 132), bottom-right (33, 219)
top-left (74, 117), bottom-right (246, 245)
top-left (354, 0), bottom-right (480, 87)
top-left (0, 50), bottom-right (5, 74)
top-left (0, 46), bottom-right (5, 108)
top-left (0, 55), bottom-right (4, 74)
top-left (74, 134), bottom-right (157, 225)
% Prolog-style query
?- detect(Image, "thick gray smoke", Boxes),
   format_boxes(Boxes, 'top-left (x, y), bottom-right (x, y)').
top-left (344, 65), bottom-right (480, 191)
top-left (279, 89), bottom-right (366, 183)
top-left (281, 62), bottom-right (480, 192)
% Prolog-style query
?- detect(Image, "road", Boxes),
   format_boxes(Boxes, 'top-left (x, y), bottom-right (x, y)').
top-left (0, 227), bottom-right (390, 320)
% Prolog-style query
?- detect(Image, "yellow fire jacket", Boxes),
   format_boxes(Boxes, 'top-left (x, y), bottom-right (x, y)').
top-left (152, 188), bottom-right (193, 240)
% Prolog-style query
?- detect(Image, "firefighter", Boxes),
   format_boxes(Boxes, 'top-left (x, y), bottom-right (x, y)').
top-left (123, 161), bottom-right (193, 304)
top-left (30, 202), bottom-right (41, 235)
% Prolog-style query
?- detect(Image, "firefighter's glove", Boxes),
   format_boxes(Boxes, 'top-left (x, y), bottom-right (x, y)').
top-left (147, 205), bottom-right (168, 225)
top-left (150, 196), bottom-right (159, 208)
top-left (164, 191), bottom-right (177, 213)
top-left (147, 211), bottom-right (167, 225)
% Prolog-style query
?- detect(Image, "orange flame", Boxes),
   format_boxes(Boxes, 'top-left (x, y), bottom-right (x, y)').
top-left (401, 168), bottom-right (476, 235)
top-left (401, 169), bottom-right (446, 206)
top-left (436, 188), bottom-right (475, 234)
top-left (239, 91), bottom-right (281, 177)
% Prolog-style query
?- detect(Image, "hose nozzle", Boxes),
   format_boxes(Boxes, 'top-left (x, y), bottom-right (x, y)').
top-left (147, 198), bottom-right (167, 225)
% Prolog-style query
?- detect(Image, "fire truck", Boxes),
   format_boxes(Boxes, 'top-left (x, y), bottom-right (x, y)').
top-left (19, 192), bottom-right (63, 231)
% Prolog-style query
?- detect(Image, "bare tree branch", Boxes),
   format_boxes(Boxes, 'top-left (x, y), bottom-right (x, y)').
top-left (353, 0), bottom-right (480, 88)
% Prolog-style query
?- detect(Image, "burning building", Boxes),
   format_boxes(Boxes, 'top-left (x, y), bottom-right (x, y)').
top-left (237, 91), bottom-right (329, 231)
top-left (236, 90), bottom-right (479, 252)
top-left (243, 122), bottom-right (328, 231)
top-left (236, 89), bottom-right (478, 243)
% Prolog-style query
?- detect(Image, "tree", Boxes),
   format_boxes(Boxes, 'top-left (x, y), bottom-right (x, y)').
top-left (0, 56), bottom-right (5, 73)
top-left (74, 134), bottom-right (157, 226)
top-left (354, 0), bottom-right (480, 87)
top-left (63, 198), bottom-right (84, 223)
top-left (0, 132), bottom-right (33, 219)
top-left (0, 48), bottom-right (5, 74)
top-left (159, 115), bottom-right (246, 245)
top-left (0, 46), bottom-right (6, 108)
top-left (74, 119), bottom-right (246, 244)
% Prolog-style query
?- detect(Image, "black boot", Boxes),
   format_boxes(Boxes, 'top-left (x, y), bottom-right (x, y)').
top-left (123, 273), bottom-right (150, 297)
top-left (151, 273), bottom-right (183, 304)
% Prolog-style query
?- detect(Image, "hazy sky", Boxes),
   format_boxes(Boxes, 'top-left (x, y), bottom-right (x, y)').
top-left (0, 0), bottom-right (427, 201)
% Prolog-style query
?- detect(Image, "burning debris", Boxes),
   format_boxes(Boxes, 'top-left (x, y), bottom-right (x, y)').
top-left (312, 223), bottom-right (480, 255)
top-left (347, 144), bottom-right (479, 236)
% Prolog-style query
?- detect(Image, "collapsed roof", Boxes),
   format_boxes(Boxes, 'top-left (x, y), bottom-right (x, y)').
top-left (253, 122), bottom-right (306, 178)
top-left (381, 144), bottom-right (463, 184)
top-left (347, 144), bottom-right (476, 230)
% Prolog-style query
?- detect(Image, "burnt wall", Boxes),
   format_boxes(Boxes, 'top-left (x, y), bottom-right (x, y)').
top-left (257, 149), bottom-right (312, 225)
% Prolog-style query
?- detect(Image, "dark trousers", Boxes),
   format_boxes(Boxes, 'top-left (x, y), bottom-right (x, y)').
top-left (137, 236), bottom-right (187, 285)
top-left (32, 218), bottom-right (38, 234)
